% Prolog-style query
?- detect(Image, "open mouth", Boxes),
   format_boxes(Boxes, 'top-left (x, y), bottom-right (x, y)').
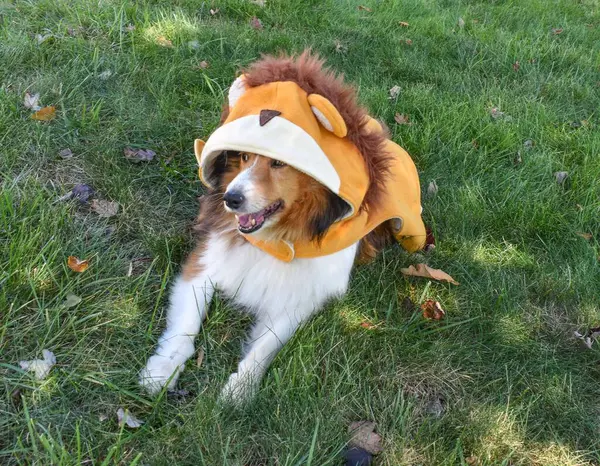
top-left (236, 200), bottom-right (283, 234)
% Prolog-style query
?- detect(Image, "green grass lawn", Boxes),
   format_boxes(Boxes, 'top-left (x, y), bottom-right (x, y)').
top-left (1, 0), bottom-right (600, 464)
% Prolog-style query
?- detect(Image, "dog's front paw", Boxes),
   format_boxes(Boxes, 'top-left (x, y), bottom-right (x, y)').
top-left (139, 354), bottom-right (184, 395)
top-left (219, 372), bottom-right (258, 406)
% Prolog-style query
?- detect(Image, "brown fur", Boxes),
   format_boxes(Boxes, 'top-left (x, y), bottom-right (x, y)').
top-left (230, 50), bottom-right (393, 215)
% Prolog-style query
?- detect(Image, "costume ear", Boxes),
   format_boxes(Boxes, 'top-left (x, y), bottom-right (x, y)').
top-left (307, 94), bottom-right (347, 138)
top-left (228, 75), bottom-right (247, 109)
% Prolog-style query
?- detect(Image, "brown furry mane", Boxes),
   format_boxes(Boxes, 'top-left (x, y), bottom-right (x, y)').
top-left (222, 50), bottom-right (393, 214)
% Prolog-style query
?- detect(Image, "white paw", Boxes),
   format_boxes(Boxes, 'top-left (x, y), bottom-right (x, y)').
top-left (139, 354), bottom-right (184, 395)
top-left (219, 372), bottom-right (258, 405)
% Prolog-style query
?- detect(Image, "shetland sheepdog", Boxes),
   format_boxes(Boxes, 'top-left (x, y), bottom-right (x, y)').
top-left (140, 53), bottom-right (401, 403)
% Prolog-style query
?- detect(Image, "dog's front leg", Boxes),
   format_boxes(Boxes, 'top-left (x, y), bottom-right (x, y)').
top-left (220, 312), bottom-right (309, 404)
top-left (140, 271), bottom-right (214, 395)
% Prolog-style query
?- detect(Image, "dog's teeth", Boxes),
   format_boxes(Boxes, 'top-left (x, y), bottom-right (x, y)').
top-left (251, 218), bottom-right (256, 226)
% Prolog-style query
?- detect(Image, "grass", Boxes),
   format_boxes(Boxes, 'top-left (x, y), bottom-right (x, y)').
top-left (1, 0), bottom-right (599, 464)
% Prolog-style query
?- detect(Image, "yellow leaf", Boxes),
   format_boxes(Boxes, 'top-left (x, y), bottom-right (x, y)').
top-left (401, 263), bottom-right (459, 285)
top-left (67, 256), bottom-right (89, 273)
top-left (31, 106), bottom-right (56, 121)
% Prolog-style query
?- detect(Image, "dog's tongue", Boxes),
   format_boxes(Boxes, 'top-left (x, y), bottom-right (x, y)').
top-left (238, 212), bottom-right (265, 229)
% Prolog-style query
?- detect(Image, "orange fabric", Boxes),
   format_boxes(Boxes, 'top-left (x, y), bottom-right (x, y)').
top-left (199, 80), bottom-right (426, 261)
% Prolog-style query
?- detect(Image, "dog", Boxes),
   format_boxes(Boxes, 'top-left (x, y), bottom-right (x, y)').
top-left (140, 52), bottom-right (426, 403)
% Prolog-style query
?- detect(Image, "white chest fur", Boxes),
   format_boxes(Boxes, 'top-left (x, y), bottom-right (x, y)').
top-left (202, 235), bottom-right (357, 320)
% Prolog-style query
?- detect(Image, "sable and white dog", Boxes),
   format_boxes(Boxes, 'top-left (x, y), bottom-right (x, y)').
top-left (139, 52), bottom-right (425, 403)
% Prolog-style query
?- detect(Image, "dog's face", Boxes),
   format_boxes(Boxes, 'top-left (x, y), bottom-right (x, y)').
top-left (217, 152), bottom-right (349, 243)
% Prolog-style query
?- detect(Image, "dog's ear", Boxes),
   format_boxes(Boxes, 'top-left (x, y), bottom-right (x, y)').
top-left (228, 75), bottom-right (247, 109)
top-left (307, 94), bottom-right (347, 138)
top-left (310, 190), bottom-right (350, 242)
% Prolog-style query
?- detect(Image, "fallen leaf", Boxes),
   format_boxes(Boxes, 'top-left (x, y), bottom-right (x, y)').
top-left (402, 264), bottom-right (459, 285)
top-left (24, 92), bottom-right (41, 111)
top-left (466, 456), bottom-right (478, 465)
top-left (98, 70), bottom-right (112, 80)
top-left (250, 16), bottom-right (263, 29)
top-left (489, 107), bottom-right (505, 120)
top-left (457, 17), bottom-right (465, 29)
top-left (358, 5), bottom-right (372, 12)
top-left (427, 180), bottom-right (438, 197)
top-left (334, 39), bottom-right (347, 53)
top-left (513, 61), bottom-right (520, 72)
top-left (19, 349), bottom-right (56, 380)
top-left (198, 60), bottom-right (209, 70)
top-left (514, 151), bottom-right (522, 165)
top-left (394, 113), bottom-right (411, 125)
top-left (67, 256), bottom-right (90, 273)
top-left (196, 347), bottom-right (205, 368)
top-left (348, 421), bottom-right (383, 455)
top-left (58, 148), bottom-right (73, 159)
top-left (577, 232), bottom-right (592, 240)
top-left (63, 293), bottom-right (82, 308)
top-left (399, 21), bottom-right (409, 27)
top-left (71, 183), bottom-right (95, 202)
top-left (35, 33), bottom-right (53, 45)
top-left (551, 28), bottom-right (563, 35)
top-left (31, 106), bottom-right (56, 121)
top-left (90, 199), bottom-right (119, 218)
top-left (124, 147), bottom-right (156, 162)
top-left (210, 8), bottom-right (219, 15)
top-left (389, 85), bottom-right (401, 99)
top-left (250, 0), bottom-right (266, 6)
top-left (421, 299), bottom-right (446, 320)
top-left (157, 36), bottom-right (173, 47)
top-left (554, 171), bottom-right (568, 185)
top-left (116, 408), bottom-right (144, 428)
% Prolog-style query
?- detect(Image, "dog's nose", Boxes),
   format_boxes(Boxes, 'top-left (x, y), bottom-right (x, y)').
top-left (223, 191), bottom-right (245, 210)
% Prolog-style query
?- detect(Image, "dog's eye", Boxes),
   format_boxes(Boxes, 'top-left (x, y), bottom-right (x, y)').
top-left (271, 159), bottom-right (286, 168)
top-left (241, 153), bottom-right (250, 162)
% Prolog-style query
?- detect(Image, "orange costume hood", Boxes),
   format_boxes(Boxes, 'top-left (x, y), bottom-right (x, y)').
top-left (195, 71), bottom-right (426, 262)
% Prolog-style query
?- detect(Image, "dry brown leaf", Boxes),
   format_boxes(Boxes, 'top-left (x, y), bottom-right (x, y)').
top-left (552, 28), bottom-right (563, 35)
top-left (67, 256), bottom-right (89, 273)
top-left (90, 199), bottom-right (119, 218)
top-left (250, 16), bottom-right (263, 29)
top-left (427, 180), bottom-right (438, 197)
top-left (31, 106), bottom-right (56, 121)
top-left (394, 113), bottom-right (411, 125)
top-left (513, 61), bottom-right (520, 72)
top-left (117, 408), bottom-right (144, 428)
top-left (421, 299), bottom-right (446, 320)
top-left (401, 264), bottom-right (459, 285)
top-left (358, 5), bottom-right (372, 12)
top-left (348, 421), bottom-right (383, 455)
top-left (577, 232), bottom-right (592, 240)
top-left (399, 21), bottom-right (409, 27)
top-left (389, 85), bottom-right (401, 99)
top-left (24, 92), bottom-right (41, 111)
top-left (554, 171), bottom-right (568, 185)
top-left (157, 36), bottom-right (173, 47)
